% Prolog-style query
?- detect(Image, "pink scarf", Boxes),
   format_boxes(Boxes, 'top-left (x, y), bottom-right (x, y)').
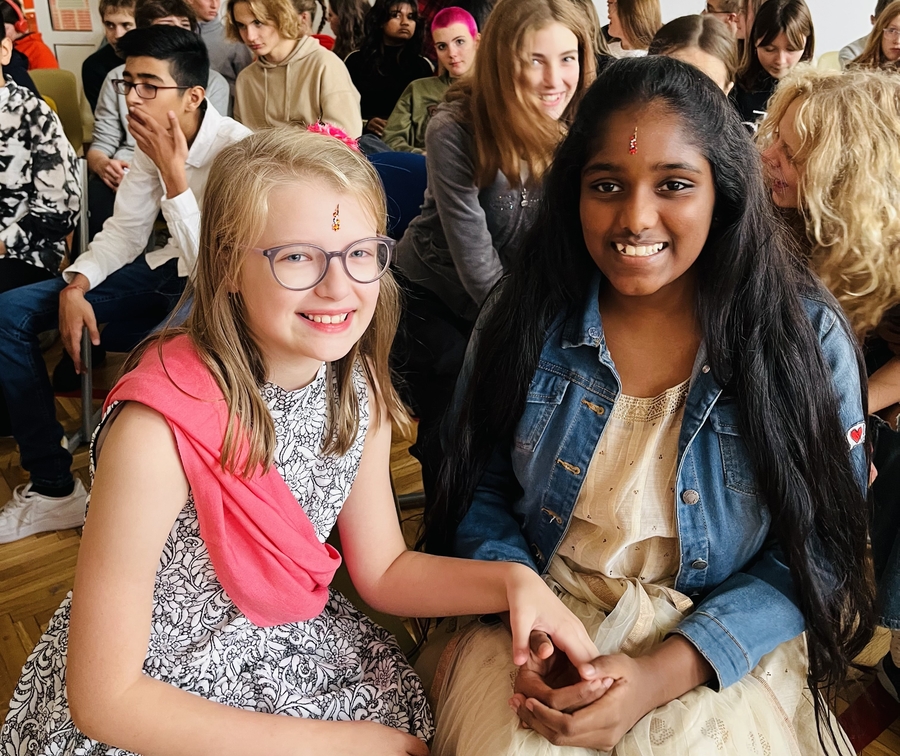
top-left (103, 335), bottom-right (341, 627)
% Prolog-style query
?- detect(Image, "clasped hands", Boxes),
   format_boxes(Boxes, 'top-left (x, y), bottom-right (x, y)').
top-left (508, 629), bottom-right (660, 752)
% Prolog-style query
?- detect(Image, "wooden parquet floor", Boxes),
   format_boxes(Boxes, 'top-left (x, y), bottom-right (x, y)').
top-left (0, 339), bottom-right (899, 754)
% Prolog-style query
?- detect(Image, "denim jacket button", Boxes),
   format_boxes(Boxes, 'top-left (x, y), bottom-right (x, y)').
top-left (701, 364), bottom-right (711, 374)
top-left (691, 559), bottom-right (708, 570)
top-left (588, 327), bottom-right (599, 339)
top-left (681, 489), bottom-right (700, 505)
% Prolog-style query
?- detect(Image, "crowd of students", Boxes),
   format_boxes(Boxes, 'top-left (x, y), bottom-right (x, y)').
top-left (0, 0), bottom-right (899, 753)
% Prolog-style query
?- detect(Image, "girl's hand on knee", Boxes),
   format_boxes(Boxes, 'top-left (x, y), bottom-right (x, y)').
top-left (512, 630), bottom-right (611, 714)
top-left (504, 564), bottom-right (598, 668)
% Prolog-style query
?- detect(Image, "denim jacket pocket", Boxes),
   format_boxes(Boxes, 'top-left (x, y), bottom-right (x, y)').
top-left (709, 401), bottom-right (759, 496)
top-left (515, 372), bottom-right (568, 452)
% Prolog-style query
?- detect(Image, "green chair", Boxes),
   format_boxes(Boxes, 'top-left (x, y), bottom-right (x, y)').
top-left (30, 68), bottom-right (84, 152)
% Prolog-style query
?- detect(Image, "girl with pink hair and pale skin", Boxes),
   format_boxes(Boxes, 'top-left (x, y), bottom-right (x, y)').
top-left (382, 6), bottom-right (480, 154)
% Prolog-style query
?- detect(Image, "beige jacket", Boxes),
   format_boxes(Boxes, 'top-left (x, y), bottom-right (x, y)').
top-left (234, 36), bottom-right (362, 136)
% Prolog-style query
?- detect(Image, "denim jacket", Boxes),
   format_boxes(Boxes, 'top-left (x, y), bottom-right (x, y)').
top-left (453, 274), bottom-right (867, 689)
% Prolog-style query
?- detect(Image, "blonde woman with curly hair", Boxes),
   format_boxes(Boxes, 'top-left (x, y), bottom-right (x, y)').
top-left (759, 65), bottom-right (900, 703)
top-left (851, 0), bottom-right (900, 71)
top-left (226, 0), bottom-right (362, 133)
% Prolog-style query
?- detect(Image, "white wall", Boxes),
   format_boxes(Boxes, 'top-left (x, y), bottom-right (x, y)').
top-left (593, 0), bottom-right (874, 56)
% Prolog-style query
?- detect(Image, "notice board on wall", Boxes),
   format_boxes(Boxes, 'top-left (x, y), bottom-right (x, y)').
top-left (47, 0), bottom-right (92, 32)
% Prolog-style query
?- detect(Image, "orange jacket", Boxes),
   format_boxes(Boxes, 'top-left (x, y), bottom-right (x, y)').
top-left (15, 33), bottom-right (59, 70)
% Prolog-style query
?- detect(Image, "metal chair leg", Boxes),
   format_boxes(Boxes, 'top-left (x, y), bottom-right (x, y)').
top-left (65, 326), bottom-right (97, 452)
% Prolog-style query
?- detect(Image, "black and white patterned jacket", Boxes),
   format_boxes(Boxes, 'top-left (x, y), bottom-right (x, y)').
top-left (0, 76), bottom-right (80, 273)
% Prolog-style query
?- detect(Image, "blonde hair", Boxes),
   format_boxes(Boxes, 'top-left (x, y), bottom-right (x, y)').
top-left (127, 128), bottom-right (409, 475)
top-left (225, 0), bottom-right (303, 42)
top-left (615, 0), bottom-right (662, 50)
top-left (851, 0), bottom-right (900, 71)
top-left (757, 67), bottom-right (900, 338)
top-left (451, 0), bottom-right (595, 188)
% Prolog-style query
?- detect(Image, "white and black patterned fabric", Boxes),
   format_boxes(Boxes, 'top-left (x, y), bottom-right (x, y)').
top-left (0, 361), bottom-right (433, 753)
top-left (0, 77), bottom-right (80, 273)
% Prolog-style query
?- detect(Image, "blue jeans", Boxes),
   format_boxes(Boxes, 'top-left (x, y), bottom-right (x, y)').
top-left (0, 256), bottom-right (185, 489)
top-left (872, 415), bottom-right (900, 629)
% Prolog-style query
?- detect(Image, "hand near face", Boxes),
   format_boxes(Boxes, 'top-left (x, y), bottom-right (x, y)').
top-left (127, 109), bottom-right (189, 197)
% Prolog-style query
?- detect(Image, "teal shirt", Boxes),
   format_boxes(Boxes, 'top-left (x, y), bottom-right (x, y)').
top-left (382, 72), bottom-right (451, 154)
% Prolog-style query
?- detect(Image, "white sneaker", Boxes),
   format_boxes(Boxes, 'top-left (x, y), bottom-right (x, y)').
top-left (0, 480), bottom-right (87, 544)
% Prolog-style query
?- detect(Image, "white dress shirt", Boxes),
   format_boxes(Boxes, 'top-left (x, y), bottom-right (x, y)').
top-left (65, 102), bottom-right (251, 290)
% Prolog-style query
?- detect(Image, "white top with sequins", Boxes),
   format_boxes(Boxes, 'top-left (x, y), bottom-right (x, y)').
top-left (558, 379), bottom-right (689, 587)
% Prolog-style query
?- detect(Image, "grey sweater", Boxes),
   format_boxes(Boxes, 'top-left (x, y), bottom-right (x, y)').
top-left (395, 99), bottom-right (540, 322)
top-left (199, 17), bottom-right (253, 96)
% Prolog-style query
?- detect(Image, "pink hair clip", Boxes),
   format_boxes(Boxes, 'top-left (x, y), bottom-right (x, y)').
top-left (307, 122), bottom-right (361, 152)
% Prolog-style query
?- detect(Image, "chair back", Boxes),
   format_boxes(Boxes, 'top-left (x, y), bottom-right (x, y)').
top-left (817, 51), bottom-right (842, 71)
top-left (30, 68), bottom-right (83, 152)
top-left (367, 152), bottom-right (428, 240)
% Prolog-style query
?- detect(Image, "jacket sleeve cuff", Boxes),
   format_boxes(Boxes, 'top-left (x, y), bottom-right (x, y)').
top-left (671, 613), bottom-right (751, 690)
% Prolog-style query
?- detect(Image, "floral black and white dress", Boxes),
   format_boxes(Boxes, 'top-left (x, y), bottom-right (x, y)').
top-left (0, 362), bottom-right (433, 755)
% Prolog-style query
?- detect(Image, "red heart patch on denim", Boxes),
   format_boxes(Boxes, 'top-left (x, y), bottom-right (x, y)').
top-left (847, 422), bottom-right (866, 449)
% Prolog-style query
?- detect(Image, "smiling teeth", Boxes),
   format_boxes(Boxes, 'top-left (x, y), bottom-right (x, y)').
top-left (303, 313), bottom-right (349, 324)
top-left (614, 242), bottom-right (666, 257)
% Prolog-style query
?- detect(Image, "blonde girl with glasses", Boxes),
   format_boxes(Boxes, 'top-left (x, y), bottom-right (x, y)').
top-left (851, 0), bottom-right (900, 70)
top-left (0, 127), bottom-right (599, 756)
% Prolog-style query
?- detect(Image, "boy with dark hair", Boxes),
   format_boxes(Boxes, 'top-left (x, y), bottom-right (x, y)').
top-left (840, 0), bottom-right (892, 67)
top-left (0, 25), bottom-right (250, 543)
top-left (81, 0), bottom-right (136, 112)
top-left (87, 0), bottom-right (229, 239)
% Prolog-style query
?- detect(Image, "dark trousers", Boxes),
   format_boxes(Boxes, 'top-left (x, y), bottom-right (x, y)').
top-left (0, 259), bottom-right (56, 434)
top-left (872, 416), bottom-right (900, 629)
top-left (0, 256), bottom-right (185, 488)
top-left (87, 174), bottom-right (117, 242)
top-left (392, 279), bottom-right (473, 508)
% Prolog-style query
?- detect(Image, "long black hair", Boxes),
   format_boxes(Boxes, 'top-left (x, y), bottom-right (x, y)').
top-left (425, 56), bottom-right (874, 747)
top-left (358, 0), bottom-right (425, 72)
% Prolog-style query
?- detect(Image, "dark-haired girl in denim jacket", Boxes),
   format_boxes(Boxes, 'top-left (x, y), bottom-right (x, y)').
top-left (424, 56), bottom-right (872, 756)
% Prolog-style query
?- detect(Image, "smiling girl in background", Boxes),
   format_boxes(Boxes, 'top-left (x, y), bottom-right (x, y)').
top-left (382, 6), bottom-right (480, 154)
top-left (227, 0), bottom-right (361, 134)
top-left (731, 0), bottom-right (814, 127)
top-left (344, 0), bottom-right (434, 139)
top-left (392, 0), bottom-right (594, 511)
top-left (851, 0), bottom-right (900, 70)
top-left (425, 56), bottom-right (873, 756)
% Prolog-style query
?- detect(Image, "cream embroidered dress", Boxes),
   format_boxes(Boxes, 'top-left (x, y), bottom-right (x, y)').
top-left (433, 381), bottom-right (842, 756)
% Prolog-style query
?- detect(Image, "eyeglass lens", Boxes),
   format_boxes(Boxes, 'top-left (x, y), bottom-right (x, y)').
top-left (269, 240), bottom-right (391, 290)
